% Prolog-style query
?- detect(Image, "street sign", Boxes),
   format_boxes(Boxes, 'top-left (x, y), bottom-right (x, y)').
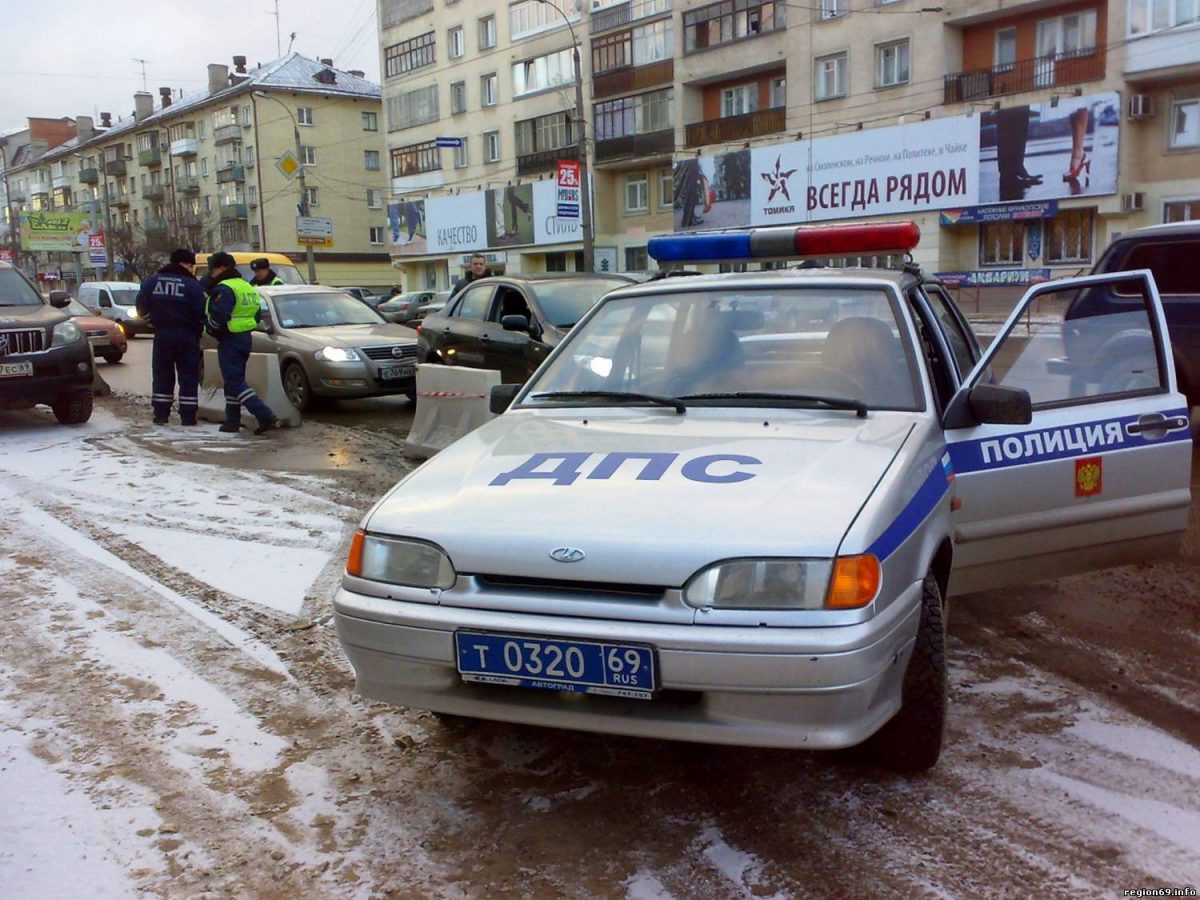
top-left (296, 216), bottom-right (333, 239)
top-left (88, 232), bottom-right (106, 267)
top-left (556, 160), bottom-right (581, 221)
top-left (276, 149), bottom-right (302, 180)
top-left (435, 137), bottom-right (463, 149)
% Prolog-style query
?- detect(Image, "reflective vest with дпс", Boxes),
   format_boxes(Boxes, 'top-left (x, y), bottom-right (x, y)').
top-left (206, 277), bottom-right (261, 336)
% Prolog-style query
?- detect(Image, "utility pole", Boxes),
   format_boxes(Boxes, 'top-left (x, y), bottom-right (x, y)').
top-left (254, 91), bottom-right (317, 283)
top-left (2, 168), bottom-right (22, 270)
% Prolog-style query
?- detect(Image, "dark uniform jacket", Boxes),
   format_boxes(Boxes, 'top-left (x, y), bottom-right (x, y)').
top-left (251, 269), bottom-right (284, 286)
top-left (135, 263), bottom-right (206, 337)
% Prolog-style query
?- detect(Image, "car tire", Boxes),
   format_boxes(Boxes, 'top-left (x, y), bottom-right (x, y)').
top-left (282, 361), bottom-right (312, 413)
top-left (53, 389), bottom-right (93, 425)
top-left (102, 351), bottom-right (124, 364)
top-left (863, 573), bottom-right (946, 773)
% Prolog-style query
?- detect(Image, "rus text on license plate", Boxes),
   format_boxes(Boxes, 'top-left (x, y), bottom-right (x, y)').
top-left (455, 632), bottom-right (656, 699)
top-left (0, 361), bottom-right (33, 378)
top-left (379, 364), bottom-right (414, 380)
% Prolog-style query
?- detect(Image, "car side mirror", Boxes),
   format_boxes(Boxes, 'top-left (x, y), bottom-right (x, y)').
top-left (500, 314), bottom-right (530, 333)
top-left (48, 290), bottom-right (70, 308)
top-left (256, 319), bottom-right (274, 334)
top-left (490, 383), bottom-right (521, 414)
top-left (944, 383), bottom-right (1032, 429)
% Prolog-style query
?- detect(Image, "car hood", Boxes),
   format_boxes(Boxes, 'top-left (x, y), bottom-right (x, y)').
top-left (73, 314), bottom-right (120, 333)
top-left (281, 323), bottom-right (417, 347)
top-left (367, 410), bottom-right (915, 586)
top-left (0, 305), bottom-right (65, 329)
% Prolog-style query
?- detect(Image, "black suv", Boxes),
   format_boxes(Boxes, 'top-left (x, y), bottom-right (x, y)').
top-left (417, 274), bottom-right (632, 383)
top-left (0, 263), bottom-right (94, 424)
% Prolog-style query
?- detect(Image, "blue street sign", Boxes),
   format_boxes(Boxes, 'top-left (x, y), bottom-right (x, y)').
top-left (557, 203), bottom-right (579, 219)
top-left (435, 137), bottom-right (463, 148)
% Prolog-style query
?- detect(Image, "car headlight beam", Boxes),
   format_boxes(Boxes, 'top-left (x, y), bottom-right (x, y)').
top-left (346, 531), bottom-right (456, 590)
top-left (315, 346), bottom-right (358, 362)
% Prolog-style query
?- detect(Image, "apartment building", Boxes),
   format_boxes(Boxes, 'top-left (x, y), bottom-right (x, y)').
top-left (2, 54), bottom-right (393, 289)
top-left (379, 0), bottom-right (1199, 293)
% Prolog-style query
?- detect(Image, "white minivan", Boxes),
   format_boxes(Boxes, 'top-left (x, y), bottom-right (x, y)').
top-left (77, 281), bottom-right (150, 338)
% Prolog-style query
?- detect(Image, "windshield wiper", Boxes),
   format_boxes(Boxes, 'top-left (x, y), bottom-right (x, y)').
top-left (678, 392), bottom-right (868, 418)
top-left (530, 390), bottom-right (686, 414)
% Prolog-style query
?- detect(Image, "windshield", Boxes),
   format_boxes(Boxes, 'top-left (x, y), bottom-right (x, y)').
top-left (110, 286), bottom-right (140, 306)
top-left (270, 292), bottom-right (385, 328)
top-left (535, 279), bottom-right (629, 327)
top-left (0, 268), bottom-right (45, 307)
top-left (65, 299), bottom-right (92, 317)
top-left (235, 263), bottom-right (306, 285)
top-left (525, 286), bottom-right (922, 410)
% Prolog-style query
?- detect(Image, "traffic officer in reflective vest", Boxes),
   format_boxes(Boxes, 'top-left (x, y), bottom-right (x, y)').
top-left (249, 257), bottom-right (285, 286)
top-left (205, 251), bottom-right (278, 434)
top-left (135, 247), bottom-right (206, 426)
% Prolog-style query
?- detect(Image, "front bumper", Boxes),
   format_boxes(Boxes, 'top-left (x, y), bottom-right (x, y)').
top-left (0, 340), bottom-right (94, 410)
top-left (333, 581), bottom-right (922, 749)
top-left (311, 358), bottom-right (416, 399)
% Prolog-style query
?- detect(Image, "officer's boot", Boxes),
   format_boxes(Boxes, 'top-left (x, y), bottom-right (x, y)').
top-left (219, 401), bottom-right (243, 433)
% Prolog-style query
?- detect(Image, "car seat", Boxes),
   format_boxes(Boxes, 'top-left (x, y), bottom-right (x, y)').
top-left (822, 316), bottom-right (912, 407)
top-left (665, 310), bottom-right (744, 394)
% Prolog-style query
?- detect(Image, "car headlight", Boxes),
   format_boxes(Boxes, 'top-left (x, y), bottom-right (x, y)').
top-left (315, 346), bottom-right (358, 362)
top-left (126, 309), bottom-right (140, 319)
top-left (683, 555), bottom-right (879, 610)
top-left (51, 320), bottom-right (84, 347)
top-left (346, 531), bottom-right (456, 589)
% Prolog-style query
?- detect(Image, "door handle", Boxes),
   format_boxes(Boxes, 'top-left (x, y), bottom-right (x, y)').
top-left (480, 334), bottom-right (491, 342)
top-left (1124, 413), bottom-right (1190, 436)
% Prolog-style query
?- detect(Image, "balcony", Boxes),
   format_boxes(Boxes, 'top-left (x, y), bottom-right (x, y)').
top-left (685, 106), bottom-right (785, 148)
top-left (7, 188), bottom-right (25, 202)
top-left (1125, 23), bottom-right (1200, 80)
top-left (105, 158), bottom-right (127, 177)
top-left (139, 146), bottom-right (163, 167)
top-left (176, 175), bottom-right (200, 194)
top-left (110, 189), bottom-right (130, 207)
top-left (144, 184), bottom-right (165, 201)
top-left (943, 47), bottom-right (1106, 104)
top-left (51, 173), bottom-right (72, 190)
top-left (170, 137), bottom-right (199, 157)
top-left (517, 144), bottom-right (579, 177)
top-left (593, 59), bottom-right (674, 101)
top-left (590, 0), bottom-right (670, 35)
top-left (219, 202), bottom-right (248, 221)
top-left (216, 163), bottom-right (245, 183)
top-left (214, 124), bottom-right (241, 145)
top-left (594, 128), bottom-right (674, 164)
top-left (29, 181), bottom-right (50, 197)
top-left (180, 212), bottom-right (204, 228)
top-left (144, 216), bottom-right (168, 235)
top-left (79, 167), bottom-right (99, 184)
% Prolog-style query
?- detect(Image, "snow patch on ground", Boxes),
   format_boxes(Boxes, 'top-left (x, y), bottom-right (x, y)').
top-left (625, 869), bottom-right (674, 899)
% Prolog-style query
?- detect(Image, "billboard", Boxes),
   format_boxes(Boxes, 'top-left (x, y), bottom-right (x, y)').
top-left (20, 211), bottom-right (95, 252)
top-left (674, 90), bottom-right (1120, 232)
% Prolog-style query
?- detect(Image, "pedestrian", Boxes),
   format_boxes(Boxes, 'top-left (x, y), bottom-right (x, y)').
top-left (205, 251), bottom-right (278, 435)
top-left (449, 253), bottom-right (492, 299)
top-left (135, 247), bottom-right (206, 426)
top-left (249, 257), bottom-right (285, 286)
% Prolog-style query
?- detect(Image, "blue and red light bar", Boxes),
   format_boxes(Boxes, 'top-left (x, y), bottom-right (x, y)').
top-left (648, 221), bottom-right (921, 264)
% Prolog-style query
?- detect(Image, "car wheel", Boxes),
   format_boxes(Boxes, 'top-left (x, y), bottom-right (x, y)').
top-left (862, 573), bottom-right (946, 773)
top-left (102, 351), bottom-right (124, 364)
top-left (52, 389), bottom-right (93, 425)
top-left (282, 362), bottom-right (311, 412)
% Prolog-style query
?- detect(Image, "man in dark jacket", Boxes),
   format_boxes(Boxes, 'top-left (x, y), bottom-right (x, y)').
top-left (249, 257), bottom-right (285, 286)
top-left (205, 252), bottom-right (278, 434)
top-left (449, 253), bottom-right (492, 299)
top-left (136, 248), bottom-right (207, 425)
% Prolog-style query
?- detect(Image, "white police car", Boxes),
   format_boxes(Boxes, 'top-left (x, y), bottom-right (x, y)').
top-left (335, 223), bottom-right (1191, 771)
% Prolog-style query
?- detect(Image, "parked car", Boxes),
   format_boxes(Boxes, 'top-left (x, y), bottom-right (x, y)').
top-left (377, 290), bottom-right (437, 325)
top-left (0, 264), bottom-right (94, 424)
top-left (340, 286), bottom-right (389, 308)
top-left (246, 285), bottom-right (419, 410)
top-left (77, 281), bottom-right (150, 339)
top-left (194, 251), bottom-right (307, 286)
top-left (64, 298), bottom-right (127, 364)
top-left (410, 290), bottom-right (452, 324)
top-left (417, 274), bottom-right (633, 383)
top-left (334, 221), bottom-right (1192, 772)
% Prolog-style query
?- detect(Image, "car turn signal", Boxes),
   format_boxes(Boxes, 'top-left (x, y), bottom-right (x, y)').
top-left (346, 529), bottom-right (365, 577)
top-left (826, 554), bottom-right (881, 609)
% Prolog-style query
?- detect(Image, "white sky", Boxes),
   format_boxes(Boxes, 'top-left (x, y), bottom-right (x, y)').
top-left (0, 0), bottom-right (382, 135)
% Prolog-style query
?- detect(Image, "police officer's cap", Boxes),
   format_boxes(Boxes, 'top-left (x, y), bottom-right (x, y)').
top-left (209, 251), bottom-right (237, 270)
top-left (250, 257), bottom-right (271, 270)
top-left (170, 248), bottom-right (196, 265)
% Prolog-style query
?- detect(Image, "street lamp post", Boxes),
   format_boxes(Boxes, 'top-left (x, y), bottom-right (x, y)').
top-left (253, 91), bottom-right (318, 283)
top-left (535, 0), bottom-right (594, 273)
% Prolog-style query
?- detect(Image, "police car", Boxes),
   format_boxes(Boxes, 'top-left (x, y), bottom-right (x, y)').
top-left (334, 222), bottom-right (1191, 771)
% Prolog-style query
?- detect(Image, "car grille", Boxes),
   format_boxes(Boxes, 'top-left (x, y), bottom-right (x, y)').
top-left (474, 574), bottom-right (667, 601)
top-left (361, 344), bottom-right (418, 362)
top-left (0, 328), bottom-right (44, 355)
top-left (85, 329), bottom-right (109, 338)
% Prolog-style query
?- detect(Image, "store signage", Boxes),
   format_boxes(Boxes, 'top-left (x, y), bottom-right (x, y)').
top-left (935, 268), bottom-right (1053, 288)
top-left (940, 200), bottom-right (1058, 225)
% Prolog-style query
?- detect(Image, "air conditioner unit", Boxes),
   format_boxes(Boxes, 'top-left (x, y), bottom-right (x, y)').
top-left (1122, 191), bottom-right (1145, 213)
top-left (590, 0), bottom-right (604, 9)
top-left (1128, 94), bottom-right (1154, 120)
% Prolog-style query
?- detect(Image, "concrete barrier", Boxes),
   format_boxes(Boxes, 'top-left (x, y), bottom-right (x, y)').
top-left (198, 349), bottom-right (302, 429)
top-left (403, 364), bottom-right (500, 459)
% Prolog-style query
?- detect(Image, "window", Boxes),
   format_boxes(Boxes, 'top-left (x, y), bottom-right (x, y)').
top-left (362, 111), bottom-right (378, 131)
top-left (876, 39), bottom-right (910, 87)
top-left (481, 73), bottom-right (498, 106)
top-left (391, 141), bottom-right (442, 177)
top-left (1045, 209), bottom-right (1094, 265)
top-left (632, 19), bottom-right (673, 65)
top-left (659, 169), bottom-right (674, 209)
top-left (625, 173), bottom-right (648, 212)
top-left (1036, 12), bottom-right (1097, 59)
top-left (454, 140), bottom-right (469, 168)
top-left (594, 88), bottom-right (673, 139)
top-left (387, 85), bottom-right (441, 131)
top-left (365, 150), bottom-right (381, 171)
top-left (479, 15), bottom-right (496, 50)
top-left (297, 107), bottom-right (314, 126)
top-left (979, 220), bottom-right (1023, 265)
top-left (1129, 0), bottom-right (1200, 36)
top-left (367, 189), bottom-right (384, 208)
top-left (305, 186), bottom-right (319, 208)
top-left (515, 111), bottom-right (573, 155)
top-left (625, 246), bottom-right (649, 270)
top-left (248, 185), bottom-right (258, 204)
top-left (1170, 98), bottom-right (1200, 149)
top-left (820, 0), bottom-right (847, 19)
top-left (683, 0), bottom-right (785, 52)
top-left (814, 52), bottom-right (848, 101)
top-left (449, 25), bottom-right (465, 59)
top-left (545, 251), bottom-right (567, 272)
top-left (769, 76), bottom-right (786, 109)
top-left (242, 105), bottom-right (252, 125)
top-left (384, 32), bottom-right (436, 78)
top-left (1164, 198), bottom-right (1200, 222)
top-left (301, 145), bottom-right (316, 165)
top-left (510, 0), bottom-right (580, 39)
top-left (721, 84), bottom-right (757, 117)
top-left (457, 284), bottom-right (493, 319)
top-left (513, 48), bottom-right (574, 97)
top-left (370, 226), bottom-right (385, 244)
top-left (451, 81), bottom-right (467, 114)
top-left (484, 131), bottom-right (501, 162)
top-left (198, 121), bottom-right (206, 139)
top-left (995, 27), bottom-right (1017, 70)
top-left (201, 158), bottom-right (209, 176)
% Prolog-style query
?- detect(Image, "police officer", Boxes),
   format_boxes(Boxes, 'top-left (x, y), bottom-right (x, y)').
top-left (249, 257), bottom-right (285, 286)
top-left (135, 248), bottom-right (206, 426)
top-left (205, 251), bottom-right (278, 434)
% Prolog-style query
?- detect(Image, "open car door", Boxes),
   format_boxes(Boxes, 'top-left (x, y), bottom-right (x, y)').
top-left (944, 270), bottom-right (1191, 595)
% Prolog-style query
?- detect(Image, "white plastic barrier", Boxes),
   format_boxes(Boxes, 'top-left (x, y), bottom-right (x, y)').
top-left (198, 348), bottom-right (302, 429)
top-left (404, 364), bottom-right (501, 459)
